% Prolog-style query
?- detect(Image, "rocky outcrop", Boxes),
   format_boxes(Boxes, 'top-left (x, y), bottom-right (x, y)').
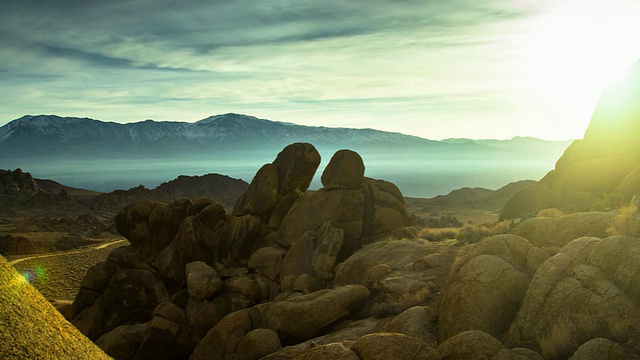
top-left (233, 143), bottom-right (320, 220)
top-left (499, 184), bottom-right (556, 220)
top-left (83, 173), bottom-right (249, 213)
top-left (69, 144), bottom-right (417, 360)
top-left (502, 59), bottom-right (640, 216)
top-left (0, 168), bottom-right (42, 205)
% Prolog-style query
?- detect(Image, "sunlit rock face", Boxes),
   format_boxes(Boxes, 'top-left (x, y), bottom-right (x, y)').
top-left (0, 255), bottom-right (110, 359)
top-left (544, 60), bottom-right (640, 197)
top-left (503, 60), bottom-right (640, 217)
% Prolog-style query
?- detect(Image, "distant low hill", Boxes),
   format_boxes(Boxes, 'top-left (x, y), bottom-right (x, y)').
top-left (79, 173), bottom-right (248, 213)
top-left (406, 180), bottom-right (537, 212)
top-left (0, 113), bottom-right (572, 197)
top-left (0, 169), bottom-right (248, 216)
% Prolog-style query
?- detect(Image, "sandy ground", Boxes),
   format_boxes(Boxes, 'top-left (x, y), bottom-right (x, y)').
top-left (10, 240), bottom-right (127, 300)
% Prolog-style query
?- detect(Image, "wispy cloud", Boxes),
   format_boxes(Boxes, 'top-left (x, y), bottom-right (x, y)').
top-left (1, 0), bottom-right (638, 139)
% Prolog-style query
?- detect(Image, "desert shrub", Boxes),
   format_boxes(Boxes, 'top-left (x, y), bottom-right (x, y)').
top-left (417, 228), bottom-right (459, 242)
top-left (369, 285), bottom-right (431, 317)
top-left (536, 208), bottom-right (564, 218)
top-left (607, 204), bottom-right (640, 237)
top-left (418, 215), bottom-right (463, 228)
top-left (457, 221), bottom-right (510, 244)
top-left (591, 192), bottom-right (626, 211)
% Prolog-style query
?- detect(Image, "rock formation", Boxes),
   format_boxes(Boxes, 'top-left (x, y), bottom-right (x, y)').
top-left (0, 168), bottom-right (45, 206)
top-left (69, 143), bottom-right (420, 359)
top-left (502, 59), bottom-right (640, 217)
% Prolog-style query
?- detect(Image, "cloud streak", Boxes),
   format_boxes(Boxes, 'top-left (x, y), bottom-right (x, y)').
top-left (1, 0), bottom-right (639, 140)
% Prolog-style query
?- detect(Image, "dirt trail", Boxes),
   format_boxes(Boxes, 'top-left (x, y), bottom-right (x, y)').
top-left (9, 239), bottom-right (128, 300)
top-left (8, 239), bottom-right (127, 265)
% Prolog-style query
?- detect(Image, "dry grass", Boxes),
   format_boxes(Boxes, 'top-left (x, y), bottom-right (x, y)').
top-left (456, 221), bottom-right (511, 244)
top-left (538, 314), bottom-right (630, 359)
top-left (536, 208), bottom-right (564, 218)
top-left (417, 227), bottom-right (459, 242)
top-left (370, 285), bottom-right (432, 317)
top-left (607, 204), bottom-right (640, 237)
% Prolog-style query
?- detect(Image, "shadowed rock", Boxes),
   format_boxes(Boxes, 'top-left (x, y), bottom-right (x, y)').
top-left (321, 149), bottom-right (365, 189)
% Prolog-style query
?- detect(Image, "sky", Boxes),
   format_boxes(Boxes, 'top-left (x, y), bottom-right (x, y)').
top-left (1, 0), bottom-right (640, 140)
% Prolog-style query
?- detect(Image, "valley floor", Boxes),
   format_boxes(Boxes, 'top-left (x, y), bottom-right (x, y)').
top-left (9, 239), bottom-right (127, 300)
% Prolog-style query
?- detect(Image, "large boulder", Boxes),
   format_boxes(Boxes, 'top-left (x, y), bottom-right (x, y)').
top-left (261, 284), bottom-right (370, 343)
top-left (278, 187), bottom-right (365, 250)
top-left (155, 216), bottom-right (219, 286)
top-left (438, 235), bottom-right (549, 341)
top-left (186, 261), bottom-right (222, 301)
top-left (95, 322), bottom-right (150, 360)
top-left (510, 212), bottom-right (614, 248)
top-left (219, 214), bottom-right (264, 264)
top-left (73, 269), bottom-right (169, 341)
top-left (234, 328), bottom-right (282, 360)
top-left (506, 236), bottom-right (640, 358)
top-left (362, 178), bottom-right (411, 237)
top-left (382, 306), bottom-right (438, 346)
top-left (292, 342), bottom-right (360, 360)
top-left (427, 330), bottom-right (542, 360)
top-left (190, 309), bottom-right (253, 360)
top-left (321, 149), bottom-right (365, 190)
top-left (353, 333), bottom-right (433, 360)
top-left (280, 222), bottom-right (345, 292)
top-left (233, 143), bottom-right (321, 220)
top-left (568, 338), bottom-right (628, 360)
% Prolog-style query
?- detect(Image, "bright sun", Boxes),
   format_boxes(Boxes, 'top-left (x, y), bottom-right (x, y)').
top-left (523, 0), bottom-right (640, 137)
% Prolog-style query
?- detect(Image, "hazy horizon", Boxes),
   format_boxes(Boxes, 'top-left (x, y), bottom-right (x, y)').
top-left (2, 1), bottom-right (640, 141)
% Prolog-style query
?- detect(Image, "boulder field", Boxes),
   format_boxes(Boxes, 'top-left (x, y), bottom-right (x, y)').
top-left (62, 142), bottom-right (640, 359)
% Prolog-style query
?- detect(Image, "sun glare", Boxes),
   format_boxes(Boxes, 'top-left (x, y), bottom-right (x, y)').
top-left (523, 0), bottom-right (640, 137)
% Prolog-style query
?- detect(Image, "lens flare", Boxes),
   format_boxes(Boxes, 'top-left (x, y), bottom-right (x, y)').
top-left (20, 265), bottom-right (48, 284)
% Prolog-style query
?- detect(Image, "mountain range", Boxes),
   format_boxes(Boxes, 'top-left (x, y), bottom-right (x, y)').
top-left (0, 113), bottom-right (572, 197)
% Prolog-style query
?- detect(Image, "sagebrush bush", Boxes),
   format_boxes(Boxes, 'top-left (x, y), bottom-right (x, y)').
top-left (417, 228), bottom-right (459, 242)
top-left (456, 221), bottom-right (510, 244)
top-left (607, 204), bottom-right (640, 237)
top-left (536, 208), bottom-right (564, 218)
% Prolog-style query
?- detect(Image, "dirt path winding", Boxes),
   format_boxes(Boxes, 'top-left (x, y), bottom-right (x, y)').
top-left (8, 239), bottom-right (127, 265)
top-left (10, 239), bottom-right (128, 300)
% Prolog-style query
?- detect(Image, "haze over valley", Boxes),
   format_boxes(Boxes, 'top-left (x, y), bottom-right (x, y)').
top-left (0, 113), bottom-right (570, 197)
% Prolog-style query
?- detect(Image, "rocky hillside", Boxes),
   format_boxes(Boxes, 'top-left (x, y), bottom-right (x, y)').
top-left (0, 254), bottom-right (110, 359)
top-left (0, 168), bottom-right (76, 214)
top-left (79, 173), bottom-right (248, 213)
top-left (502, 60), bottom-right (640, 218)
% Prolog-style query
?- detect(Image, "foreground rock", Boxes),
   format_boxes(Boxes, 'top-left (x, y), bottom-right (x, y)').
top-left (0, 254), bottom-right (110, 359)
top-left (506, 236), bottom-right (640, 358)
top-left (438, 234), bottom-right (550, 341)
